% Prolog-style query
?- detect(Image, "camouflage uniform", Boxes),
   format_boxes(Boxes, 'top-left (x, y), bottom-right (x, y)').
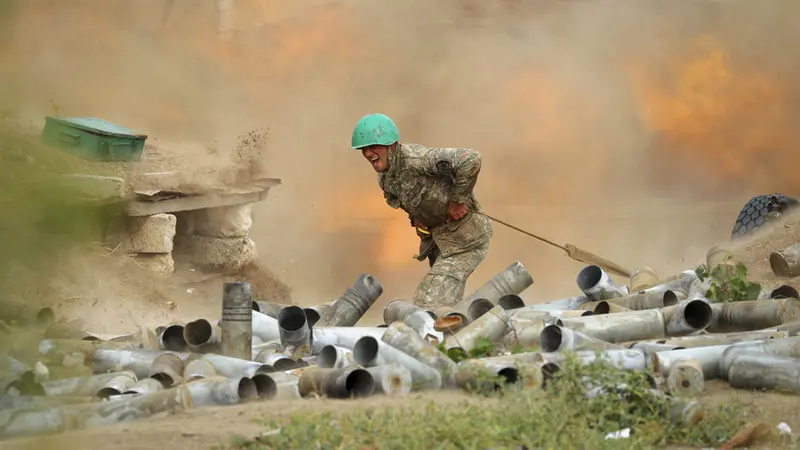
top-left (378, 143), bottom-right (493, 309)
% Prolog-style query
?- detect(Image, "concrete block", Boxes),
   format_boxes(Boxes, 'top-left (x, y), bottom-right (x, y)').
top-left (127, 213), bottom-right (177, 254)
top-left (173, 235), bottom-right (257, 272)
top-left (192, 204), bottom-right (253, 238)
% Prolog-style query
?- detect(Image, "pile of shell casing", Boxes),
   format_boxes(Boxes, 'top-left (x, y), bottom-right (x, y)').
top-left (2, 244), bottom-right (800, 441)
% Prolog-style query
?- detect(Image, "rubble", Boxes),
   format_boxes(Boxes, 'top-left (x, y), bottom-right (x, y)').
top-left (4, 244), bottom-right (800, 444)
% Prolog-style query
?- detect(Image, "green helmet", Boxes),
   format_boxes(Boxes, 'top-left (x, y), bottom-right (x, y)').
top-left (350, 113), bottom-right (401, 150)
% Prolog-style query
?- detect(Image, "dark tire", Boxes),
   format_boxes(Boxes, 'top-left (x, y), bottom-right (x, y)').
top-left (731, 193), bottom-right (800, 239)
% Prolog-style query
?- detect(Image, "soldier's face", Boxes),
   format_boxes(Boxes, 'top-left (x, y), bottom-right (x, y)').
top-left (361, 145), bottom-right (389, 173)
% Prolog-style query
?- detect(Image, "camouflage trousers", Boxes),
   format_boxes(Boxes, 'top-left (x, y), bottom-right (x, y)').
top-left (412, 239), bottom-right (490, 310)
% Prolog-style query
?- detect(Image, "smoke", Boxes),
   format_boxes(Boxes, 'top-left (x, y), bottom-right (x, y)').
top-left (3, 0), bottom-right (800, 313)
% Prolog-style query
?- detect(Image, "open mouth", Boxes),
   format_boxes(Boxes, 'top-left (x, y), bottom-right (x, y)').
top-left (370, 156), bottom-right (380, 166)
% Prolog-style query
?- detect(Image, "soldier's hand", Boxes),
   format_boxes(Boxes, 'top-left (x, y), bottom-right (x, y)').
top-left (447, 202), bottom-right (469, 221)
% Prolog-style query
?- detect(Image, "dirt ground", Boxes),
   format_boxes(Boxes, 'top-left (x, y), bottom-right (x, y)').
top-left (3, 0), bottom-right (800, 448)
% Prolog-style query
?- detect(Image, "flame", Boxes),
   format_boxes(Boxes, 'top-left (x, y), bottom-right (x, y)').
top-left (630, 34), bottom-right (799, 190)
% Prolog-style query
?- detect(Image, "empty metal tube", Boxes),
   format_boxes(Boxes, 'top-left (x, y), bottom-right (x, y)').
top-left (576, 265), bottom-right (627, 300)
top-left (186, 376), bottom-right (258, 406)
top-left (41, 371), bottom-right (138, 397)
top-left (556, 309), bottom-right (666, 343)
top-left (444, 305), bottom-right (511, 357)
top-left (303, 301), bottom-right (336, 327)
top-left (297, 367), bottom-right (375, 399)
top-left (539, 325), bottom-right (623, 353)
top-left (716, 336), bottom-right (800, 379)
top-left (353, 336), bottom-right (441, 390)
top-left (458, 261), bottom-right (534, 310)
top-left (727, 353), bottom-right (800, 393)
top-left (183, 319), bottom-right (221, 351)
top-left (707, 298), bottom-right (800, 333)
top-left (317, 345), bottom-right (355, 369)
top-left (123, 378), bottom-right (165, 396)
top-left (519, 295), bottom-right (590, 312)
top-left (381, 322), bottom-right (458, 388)
top-left (383, 300), bottom-right (442, 343)
top-left (606, 290), bottom-right (683, 310)
top-left (278, 305), bottom-right (312, 357)
top-left (660, 330), bottom-right (788, 348)
top-left (315, 274), bottom-right (384, 327)
top-left (96, 375), bottom-right (138, 399)
top-left (200, 354), bottom-right (271, 378)
top-left (629, 266), bottom-right (659, 292)
top-left (498, 294), bottom-right (525, 310)
top-left (183, 359), bottom-right (217, 381)
top-left (252, 301), bottom-right (292, 318)
top-left (311, 327), bottom-right (387, 354)
top-left (157, 324), bottom-right (189, 352)
top-left (149, 353), bottom-right (184, 387)
top-left (661, 298), bottom-right (713, 336)
top-left (251, 310), bottom-right (281, 343)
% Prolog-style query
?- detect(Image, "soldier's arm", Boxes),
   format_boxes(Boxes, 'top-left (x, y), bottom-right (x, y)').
top-left (421, 147), bottom-right (483, 204)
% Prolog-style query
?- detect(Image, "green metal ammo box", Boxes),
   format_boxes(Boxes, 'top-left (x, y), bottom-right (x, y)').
top-left (42, 116), bottom-right (148, 162)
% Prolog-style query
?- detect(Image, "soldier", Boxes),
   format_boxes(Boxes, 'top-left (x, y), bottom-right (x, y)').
top-left (350, 113), bottom-right (493, 309)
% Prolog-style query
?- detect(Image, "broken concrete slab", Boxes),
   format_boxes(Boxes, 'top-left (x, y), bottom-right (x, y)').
top-left (126, 214), bottom-right (177, 254)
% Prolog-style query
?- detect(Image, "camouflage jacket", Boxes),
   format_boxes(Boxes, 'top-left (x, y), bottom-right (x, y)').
top-left (378, 143), bottom-right (492, 258)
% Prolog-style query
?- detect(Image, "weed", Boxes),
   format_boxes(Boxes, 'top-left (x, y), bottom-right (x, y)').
top-left (224, 352), bottom-right (758, 450)
top-left (695, 260), bottom-right (762, 303)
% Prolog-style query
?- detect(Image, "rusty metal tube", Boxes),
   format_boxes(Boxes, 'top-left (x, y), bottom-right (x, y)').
top-left (353, 336), bottom-right (441, 390)
top-left (315, 274), bottom-right (383, 327)
top-left (364, 364), bottom-right (412, 396)
top-left (661, 298), bottom-right (713, 336)
top-left (278, 305), bottom-right (312, 357)
top-left (221, 281), bottom-right (253, 360)
top-left (186, 375), bottom-right (258, 406)
top-left (539, 325), bottom-right (623, 353)
top-left (769, 243), bottom-right (800, 277)
top-left (770, 285), bottom-right (799, 300)
top-left (660, 330), bottom-right (787, 348)
top-left (576, 265), bottom-right (627, 300)
top-left (717, 336), bottom-right (800, 379)
top-left (381, 322), bottom-right (458, 388)
top-left (432, 306), bottom-right (468, 327)
top-left (606, 290), bottom-right (684, 310)
top-left (665, 357), bottom-right (704, 397)
top-left (556, 309), bottom-right (666, 343)
top-left (727, 353), bottom-right (800, 393)
top-left (183, 319), bottom-right (221, 351)
top-left (707, 298), bottom-right (800, 333)
top-left (297, 367), bottom-right (375, 399)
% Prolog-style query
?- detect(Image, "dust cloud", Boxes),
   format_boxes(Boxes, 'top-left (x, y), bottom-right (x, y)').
top-left (3, 0), bottom-right (800, 315)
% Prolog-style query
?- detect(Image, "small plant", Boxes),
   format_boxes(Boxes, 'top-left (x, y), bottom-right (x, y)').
top-left (695, 259), bottom-right (761, 303)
